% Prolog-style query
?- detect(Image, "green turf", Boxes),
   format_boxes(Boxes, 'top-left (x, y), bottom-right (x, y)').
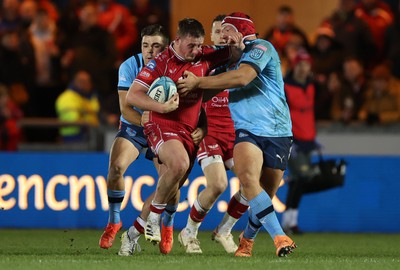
top-left (0, 229), bottom-right (399, 270)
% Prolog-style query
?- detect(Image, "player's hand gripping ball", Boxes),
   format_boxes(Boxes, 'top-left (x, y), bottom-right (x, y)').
top-left (147, 76), bottom-right (177, 103)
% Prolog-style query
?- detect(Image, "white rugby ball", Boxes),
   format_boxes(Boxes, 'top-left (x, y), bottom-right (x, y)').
top-left (147, 76), bottom-right (177, 103)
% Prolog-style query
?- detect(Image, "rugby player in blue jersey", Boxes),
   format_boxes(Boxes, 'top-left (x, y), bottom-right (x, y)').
top-left (177, 12), bottom-right (297, 257)
top-left (99, 24), bottom-right (169, 251)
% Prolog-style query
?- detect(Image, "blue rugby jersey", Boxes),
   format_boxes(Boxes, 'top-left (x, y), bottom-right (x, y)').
top-left (228, 39), bottom-right (292, 137)
top-left (117, 53), bottom-right (145, 124)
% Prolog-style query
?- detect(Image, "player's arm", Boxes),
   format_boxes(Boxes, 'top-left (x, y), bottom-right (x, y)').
top-left (118, 90), bottom-right (142, 126)
top-left (202, 89), bottom-right (223, 102)
top-left (178, 63), bottom-right (257, 94)
top-left (191, 107), bottom-right (207, 145)
top-left (126, 80), bottom-right (179, 114)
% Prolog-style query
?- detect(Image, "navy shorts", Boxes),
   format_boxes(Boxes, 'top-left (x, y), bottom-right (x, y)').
top-left (235, 129), bottom-right (293, 170)
top-left (115, 121), bottom-right (154, 160)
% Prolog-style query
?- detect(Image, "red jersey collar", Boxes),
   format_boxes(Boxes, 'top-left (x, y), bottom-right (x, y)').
top-left (169, 42), bottom-right (186, 62)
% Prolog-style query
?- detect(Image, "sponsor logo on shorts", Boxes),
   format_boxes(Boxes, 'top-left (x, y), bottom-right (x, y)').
top-left (164, 132), bottom-right (178, 137)
top-left (238, 132), bottom-right (248, 138)
top-left (126, 127), bottom-right (136, 137)
top-left (276, 154), bottom-right (285, 163)
top-left (208, 144), bottom-right (219, 150)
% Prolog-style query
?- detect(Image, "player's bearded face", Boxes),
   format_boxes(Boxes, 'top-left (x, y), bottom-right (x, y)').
top-left (176, 35), bottom-right (204, 61)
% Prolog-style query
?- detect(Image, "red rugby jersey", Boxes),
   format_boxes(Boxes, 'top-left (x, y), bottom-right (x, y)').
top-left (135, 43), bottom-right (231, 132)
top-left (284, 81), bottom-right (316, 141)
top-left (203, 90), bottom-right (235, 134)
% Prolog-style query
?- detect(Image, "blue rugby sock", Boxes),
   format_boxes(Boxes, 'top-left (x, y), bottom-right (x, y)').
top-left (162, 204), bottom-right (178, 227)
top-left (243, 208), bottom-right (262, 239)
top-left (248, 191), bottom-right (285, 239)
top-left (107, 189), bottom-right (125, 224)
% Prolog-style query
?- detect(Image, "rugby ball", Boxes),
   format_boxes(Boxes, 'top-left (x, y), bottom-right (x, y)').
top-left (147, 76), bottom-right (177, 103)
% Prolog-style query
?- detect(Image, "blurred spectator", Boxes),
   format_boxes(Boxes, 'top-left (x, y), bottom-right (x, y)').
top-left (329, 71), bottom-right (358, 123)
top-left (36, 0), bottom-right (59, 22)
top-left (342, 57), bottom-right (368, 122)
top-left (96, 0), bottom-right (138, 61)
top-left (129, 0), bottom-right (170, 53)
top-left (322, 0), bottom-right (376, 68)
top-left (0, 0), bottom-right (21, 34)
top-left (383, 2), bottom-right (400, 79)
top-left (0, 29), bottom-right (34, 111)
top-left (0, 84), bottom-right (23, 151)
top-left (264, 5), bottom-right (309, 57)
top-left (19, 0), bottom-right (38, 30)
top-left (355, 0), bottom-right (394, 66)
top-left (310, 25), bottom-right (345, 120)
top-left (281, 33), bottom-right (309, 76)
top-left (26, 8), bottom-right (62, 118)
top-left (311, 24), bottom-right (345, 86)
top-left (282, 50), bottom-right (318, 234)
top-left (56, 0), bottom-right (83, 48)
top-left (358, 64), bottom-right (400, 125)
top-left (55, 70), bottom-right (100, 143)
top-left (61, 2), bottom-right (118, 124)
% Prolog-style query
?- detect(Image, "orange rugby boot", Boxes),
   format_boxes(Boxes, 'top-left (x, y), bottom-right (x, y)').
top-left (99, 222), bottom-right (122, 249)
top-left (274, 235), bottom-right (297, 257)
top-left (234, 232), bottom-right (254, 257)
top-left (159, 223), bottom-right (174, 254)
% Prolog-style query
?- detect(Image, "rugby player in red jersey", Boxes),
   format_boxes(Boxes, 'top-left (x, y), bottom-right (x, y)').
top-left (125, 18), bottom-right (243, 249)
top-left (178, 15), bottom-right (249, 254)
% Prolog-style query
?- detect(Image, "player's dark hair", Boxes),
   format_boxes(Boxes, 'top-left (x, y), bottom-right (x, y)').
top-left (212, 14), bottom-right (226, 24)
top-left (177, 18), bottom-right (205, 38)
top-left (278, 5), bottom-right (293, 14)
top-left (141, 24), bottom-right (169, 45)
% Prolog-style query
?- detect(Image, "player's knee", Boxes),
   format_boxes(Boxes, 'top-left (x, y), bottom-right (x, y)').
top-left (211, 181), bottom-right (228, 196)
top-left (236, 171), bottom-right (256, 189)
top-left (108, 162), bottom-right (125, 180)
top-left (168, 158), bottom-right (190, 178)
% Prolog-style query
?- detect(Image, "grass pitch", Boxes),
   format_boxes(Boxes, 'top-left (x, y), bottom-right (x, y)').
top-left (1, 229), bottom-right (399, 270)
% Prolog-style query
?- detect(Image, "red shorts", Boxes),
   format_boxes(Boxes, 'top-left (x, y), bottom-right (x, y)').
top-left (197, 131), bottom-right (235, 163)
top-left (144, 122), bottom-right (198, 163)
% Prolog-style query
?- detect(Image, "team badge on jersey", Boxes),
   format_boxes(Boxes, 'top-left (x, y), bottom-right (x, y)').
top-left (249, 48), bottom-right (264, 60)
top-left (147, 60), bottom-right (156, 70)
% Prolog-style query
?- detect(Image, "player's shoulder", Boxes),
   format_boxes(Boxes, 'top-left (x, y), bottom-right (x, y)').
top-left (244, 39), bottom-right (278, 59)
top-left (145, 50), bottom-right (169, 71)
top-left (247, 39), bottom-right (273, 51)
top-left (120, 53), bottom-right (143, 71)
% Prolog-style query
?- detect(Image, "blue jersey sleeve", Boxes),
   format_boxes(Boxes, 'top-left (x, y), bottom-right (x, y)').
top-left (240, 40), bottom-right (274, 74)
top-left (118, 53), bottom-right (143, 91)
top-left (117, 53), bottom-right (145, 124)
top-left (228, 39), bottom-right (292, 137)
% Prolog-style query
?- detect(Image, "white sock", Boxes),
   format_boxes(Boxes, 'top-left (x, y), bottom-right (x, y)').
top-left (148, 211), bottom-right (161, 224)
top-left (282, 208), bottom-right (294, 228)
top-left (127, 226), bottom-right (141, 240)
top-left (289, 209), bottom-right (299, 227)
top-left (185, 216), bottom-right (202, 238)
top-left (216, 213), bottom-right (238, 236)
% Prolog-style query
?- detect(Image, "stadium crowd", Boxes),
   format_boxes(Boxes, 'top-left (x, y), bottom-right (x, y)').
top-left (0, 0), bottom-right (400, 151)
